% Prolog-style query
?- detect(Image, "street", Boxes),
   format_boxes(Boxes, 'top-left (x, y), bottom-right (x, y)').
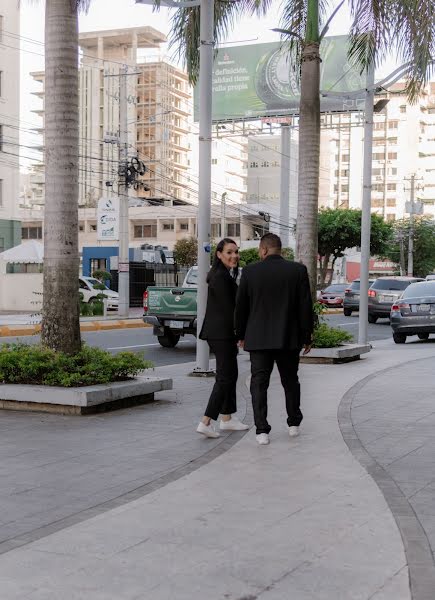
top-left (0, 313), bottom-right (393, 367)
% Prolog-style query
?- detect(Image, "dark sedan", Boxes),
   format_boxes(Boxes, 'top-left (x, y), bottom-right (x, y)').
top-left (318, 283), bottom-right (347, 308)
top-left (343, 279), bottom-right (375, 316)
top-left (390, 281), bottom-right (435, 344)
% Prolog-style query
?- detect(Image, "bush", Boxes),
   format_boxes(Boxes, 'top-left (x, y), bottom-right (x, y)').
top-left (92, 270), bottom-right (112, 283)
top-left (312, 323), bottom-right (353, 348)
top-left (0, 344), bottom-right (153, 387)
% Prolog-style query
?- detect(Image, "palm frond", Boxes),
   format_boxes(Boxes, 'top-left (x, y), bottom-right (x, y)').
top-left (75, 0), bottom-right (91, 12)
top-left (349, 0), bottom-right (435, 102)
top-left (169, 0), bottom-right (272, 84)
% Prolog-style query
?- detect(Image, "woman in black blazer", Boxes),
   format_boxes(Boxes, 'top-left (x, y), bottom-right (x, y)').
top-left (196, 238), bottom-right (249, 438)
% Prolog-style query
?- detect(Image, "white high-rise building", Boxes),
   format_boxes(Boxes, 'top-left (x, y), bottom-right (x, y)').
top-left (0, 5), bottom-right (20, 251)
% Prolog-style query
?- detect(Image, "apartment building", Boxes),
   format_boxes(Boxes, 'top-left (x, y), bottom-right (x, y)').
top-left (0, 4), bottom-right (21, 251)
top-left (326, 82), bottom-right (435, 221)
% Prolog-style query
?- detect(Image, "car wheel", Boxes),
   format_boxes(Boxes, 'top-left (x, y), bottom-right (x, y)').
top-left (343, 308), bottom-right (352, 317)
top-left (393, 332), bottom-right (407, 344)
top-left (418, 333), bottom-right (430, 341)
top-left (158, 331), bottom-right (180, 348)
top-left (368, 314), bottom-right (378, 324)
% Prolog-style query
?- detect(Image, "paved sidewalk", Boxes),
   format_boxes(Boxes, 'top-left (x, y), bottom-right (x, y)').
top-left (0, 339), bottom-right (435, 599)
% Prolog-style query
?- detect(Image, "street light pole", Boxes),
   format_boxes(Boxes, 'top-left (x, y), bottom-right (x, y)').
top-left (118, 64), bottom-right (130, 317)
top-left (407, 174), bottom-right (415, 276)
top-left (193, 0), bottom-right (214, 374)
top-left (358, 63), bottom-right (375, 346)
top-left (280, 124), bottom-right (290, 248)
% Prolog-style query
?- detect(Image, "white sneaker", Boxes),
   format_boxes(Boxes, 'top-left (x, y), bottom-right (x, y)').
top-left (288, 426), bottom-right (300, 438)
top-left (256, 433), bottom-right (270, 445)
top-left (197, 422), bottom-right (220, 439)
top-left (220, 416), bottom-right (249, 431)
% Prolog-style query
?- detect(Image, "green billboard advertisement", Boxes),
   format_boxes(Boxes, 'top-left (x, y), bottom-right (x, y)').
top-left (194, 36), bottom-right (366, 122)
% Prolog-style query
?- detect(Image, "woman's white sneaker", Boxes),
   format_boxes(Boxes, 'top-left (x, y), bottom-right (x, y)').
top-left (220, 416), bottom-right (249, 431)
top-left (197, 422), bottom-right (220, 438)
top-left (256, 433), bottom-right (270, 445)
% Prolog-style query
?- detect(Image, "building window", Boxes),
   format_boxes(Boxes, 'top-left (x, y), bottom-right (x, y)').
top-left (341, 184), bottom-right (349, 193)
top-left (333, 184), bottom-right (339, 193)
top-left (387, 198), bottom-right (396, 207)
top-left (390, 167), bottom-right (397, 175)
top-left (89, 224), bottom-right (97, 232)
top-left (79, 224), bottom-right (84, 232)
top-left (389, 138), bottom-right (398, 145)
top-left (261, 161), bottom-right (269, 168)
top-left (341, 169), bottom-right (349, 177)
top-left (250, 161), bottom-right (258, 168)
top-left (372, 183), bottom-right (384, 192)
top-left (211, 223), bottom-right (221, 238)
top-left (387, 152), bottom-right (398, 160)
top-left (211, 158), bottom-right (218, 165)
top-left (373, 152), bottom-right (385, 161)
top-left (341, 154), bottom-right (350, 162)
top-left (134, 224), bottom-right (157, 238)
top-left (387, 183), bottom-right (396, 191)
top-left (227, 223), bottom-right (240, 237)
top-left (373, 139), bottom-right (385, 146)
top-left (389, 120), bottom-right (399, 129)
top-left (400, 105), bottom-right (406, 114)
top-left (374, 121), bottom-right (385, 130)
top-left (162, 223), bottom-right (174, 231)
top-left (22, 226), bottom-right (43, 240)
top-left (179, 222), bottom-right (189, 231)
top-left (372, 168), bottom-right (383, 176)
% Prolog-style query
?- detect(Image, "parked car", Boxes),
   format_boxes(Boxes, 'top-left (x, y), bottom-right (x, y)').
top-left (79, 276), bottom-right (119, 310)
top-left (343, 279), bottom-right (375, 316)
top-left (390, 280), bottom-right (435, 343)
top-left (368, 276), bottom-right (424, 323)
top-left (182, 266), bottom-right (198, 288)
top-left (425, 274), bottom-right (435, 281)
top-left (318, 283), bottom-right (347, 307)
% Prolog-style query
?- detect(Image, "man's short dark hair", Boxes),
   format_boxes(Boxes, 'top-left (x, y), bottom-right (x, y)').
top-left (260, 233), bottom-right (282, 251)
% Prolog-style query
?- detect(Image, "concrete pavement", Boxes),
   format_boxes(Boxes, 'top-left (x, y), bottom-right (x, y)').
top-left (0, 339), bottom-right (435, 598)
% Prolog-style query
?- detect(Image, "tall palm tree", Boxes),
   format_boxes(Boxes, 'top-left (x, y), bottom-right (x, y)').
top-left (41, 0), bottom-right (90, 353)
top-left (170, 0), bottom-right (434, 299)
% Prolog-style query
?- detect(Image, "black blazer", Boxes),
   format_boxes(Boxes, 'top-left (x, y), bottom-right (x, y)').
top-left (199, 263), bottom-right (238, 341)
top-left (235, 255), bottom-right (313, 351)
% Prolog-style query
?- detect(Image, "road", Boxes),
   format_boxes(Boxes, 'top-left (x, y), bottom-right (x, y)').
top-left (0, 312), bottom-right (393, 367)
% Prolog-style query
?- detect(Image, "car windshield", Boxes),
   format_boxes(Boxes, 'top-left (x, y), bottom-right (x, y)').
top-left (350, 280), bottom-right (374, 290)
top-left (402, 282), bottom-right (435, 298)
top-left (324, 284), bottom-right (346, 293)
top-left (371, 279), bottom-right (413, 291)
top-left (86, 278), bottom-right (109, 289)
top-left (186, 269), bottom-right (198, 285)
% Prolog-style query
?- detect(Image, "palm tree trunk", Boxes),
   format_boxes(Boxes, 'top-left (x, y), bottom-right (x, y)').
top-left (296, 0), bottom-right (321, 302)
top-left (41, 0), bottom-right (81, 353)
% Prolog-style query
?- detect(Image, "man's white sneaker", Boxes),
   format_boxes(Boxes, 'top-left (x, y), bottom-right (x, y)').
top-left (220, 416), bottom-right (249, 431)
top-left (256, 433), bottom-right (270, 445)
top-left (288, 426), bottom-right (300, 438)
top-left (197, 422), bottom-right (220, 439)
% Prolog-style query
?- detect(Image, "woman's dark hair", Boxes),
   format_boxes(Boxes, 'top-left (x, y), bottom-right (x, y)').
top-left (207, 238), bottom-right (238, 283)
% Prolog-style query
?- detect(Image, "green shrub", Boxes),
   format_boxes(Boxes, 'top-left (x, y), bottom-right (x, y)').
top-left (92, 270), bottom-right (112, 283)
top-left (312, 323), bottom-right (353, 348)
top-left (0, 344), bottom-right (153, 387)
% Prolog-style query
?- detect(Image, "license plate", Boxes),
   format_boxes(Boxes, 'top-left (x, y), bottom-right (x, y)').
top-left (380, 295), bottom-right (394, 302)
top-left (165, 320), bottom-right (184, 329)
top-left (418, 304), bottom-right (430, 312)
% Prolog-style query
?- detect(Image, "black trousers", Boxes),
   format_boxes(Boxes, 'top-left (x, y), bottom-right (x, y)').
top-left (250, 349), bottom-right (302, 435)
top-left (204, 339), bottom-right (238, 421)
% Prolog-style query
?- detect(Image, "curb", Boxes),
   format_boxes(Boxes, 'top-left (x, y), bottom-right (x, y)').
top-left (0, 319), bottom-right (151, 338)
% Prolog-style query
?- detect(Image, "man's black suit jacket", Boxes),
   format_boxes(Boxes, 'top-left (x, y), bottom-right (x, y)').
top-left (235, 255), bottom-right (313, 351)
top-left (199, 262), bottom-right (238, 341)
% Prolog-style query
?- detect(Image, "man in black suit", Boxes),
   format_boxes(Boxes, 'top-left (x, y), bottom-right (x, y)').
top-left (235, 233), bottom-right (313, 445)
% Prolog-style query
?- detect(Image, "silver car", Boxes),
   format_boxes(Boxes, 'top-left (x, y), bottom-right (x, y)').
top-left (390, 281), bottom-right (435, 343)
top-left (368, 276), bottom-right (424, 323)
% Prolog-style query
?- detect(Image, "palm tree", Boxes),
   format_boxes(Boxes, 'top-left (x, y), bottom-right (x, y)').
top-left (40, 0), bottom-right (90, 353)
top-left (170, 0), bottom-right (434, 299)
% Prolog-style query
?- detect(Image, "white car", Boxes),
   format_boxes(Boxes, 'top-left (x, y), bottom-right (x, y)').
top-left (79, 276), bottom-right (119, 310)
top-left (182, 265), bottom-right (242, 287)
top-left (426, 274), bottom-right (435, 281)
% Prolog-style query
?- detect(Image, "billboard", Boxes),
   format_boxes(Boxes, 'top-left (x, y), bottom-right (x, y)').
top-left (97, 196), bottom-right (120, 241)
top-left (194, 36), bottom-right (367, 122)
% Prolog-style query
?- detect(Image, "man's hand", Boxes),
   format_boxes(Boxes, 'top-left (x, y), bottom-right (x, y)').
top-left (302, 344), bottom-right (312, 355)
top-left (238, 340), bottom-right (245, 350)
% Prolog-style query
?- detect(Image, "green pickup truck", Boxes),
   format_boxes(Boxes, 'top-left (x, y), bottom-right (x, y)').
top-left (143, 267), bottom-right (198, 347)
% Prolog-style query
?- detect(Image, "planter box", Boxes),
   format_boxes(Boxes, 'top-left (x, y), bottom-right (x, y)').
top-left (300, 343), bottom-right (371, 364)
top-left (0, 376), bottom-right (173, 415)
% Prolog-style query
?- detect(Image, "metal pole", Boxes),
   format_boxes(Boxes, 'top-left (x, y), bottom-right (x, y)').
top-left (407, 174), bottom-right (415, 276)
top-left (118, 65), bottom-right (130, 317)
top-left (358, 64), bottom-right (375, 346)
top-left (193, 0), bottom-right (214, 374)
top-left (280, 124), bottom-right (290, 247)
top-left (221, 192), bottom-right (227, 238)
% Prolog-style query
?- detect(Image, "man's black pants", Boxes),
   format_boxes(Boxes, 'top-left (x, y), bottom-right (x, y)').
top-left (250, 349), bottom-right (302, 435)
top-left (204, 339), bottom-right (238, 421)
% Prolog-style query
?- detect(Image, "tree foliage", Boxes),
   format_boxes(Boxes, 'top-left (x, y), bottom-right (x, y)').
top-left (384, 217), bottom-right (435, 278)
top-left (173, 236), bottom-right (198, 267)
top-left (317, 208), bottom-right (393, 286)
top-left (238, 246), bottom-right (295, 267)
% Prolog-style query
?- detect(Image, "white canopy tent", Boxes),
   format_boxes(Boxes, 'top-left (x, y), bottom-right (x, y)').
top-left (0, 240), bottom-right (44, 264)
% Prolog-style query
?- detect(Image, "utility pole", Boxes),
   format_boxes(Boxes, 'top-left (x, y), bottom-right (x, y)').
top-left (221, 192), bottom-right (227, 238)
top-left (358, 63), bottom-right (375, 346)
top-left (118, 65), bottom-right (130, 317)
top-left (407, 174), bottom-right (415, 277)
top-left (280, 124), bottom-right (290, 248)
